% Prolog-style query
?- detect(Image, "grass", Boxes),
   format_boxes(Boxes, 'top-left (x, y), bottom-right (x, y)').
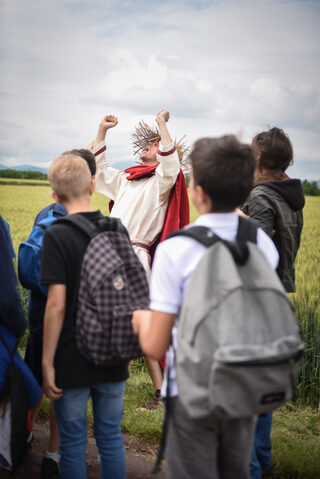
top-left (271, 404), bottom-right (320, 478)
top-left (0, 178), bottom-right (49, 185)
top-left (290, 197), bottom-right (320, 409)
top-left (122, 360), bottom-right (163, 443)
top-left (1, 184), bottom-right (320, 477)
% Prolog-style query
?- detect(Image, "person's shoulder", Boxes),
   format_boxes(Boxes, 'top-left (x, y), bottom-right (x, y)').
top-left (35, 203), bottom-right (67, 224)
top-left (250, 184), bottom-right (270, 197)
top-left (43, 217), bottom-right (71, 243)
top-left (252, 184), bottom-right (282, 199)
top-left (48, 211), bottom-right (104, 239)
top-left (247, 185), bottom-right (280, 210)
top-left (157, 227), bottom-right (201, 264)
top-left (34, 203), bottom-right (53, 222)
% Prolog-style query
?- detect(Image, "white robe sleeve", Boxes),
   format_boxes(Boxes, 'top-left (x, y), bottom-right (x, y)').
top-left (85, 140), bottom-right (127, 201)
top-left (155, 141), bottom-right (180, 202)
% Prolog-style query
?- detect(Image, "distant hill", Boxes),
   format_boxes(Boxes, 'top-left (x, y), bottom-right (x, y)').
top-left (0, 161), bottom-right (135, 174)
top-left (0, 163), bottom-right (48, 174)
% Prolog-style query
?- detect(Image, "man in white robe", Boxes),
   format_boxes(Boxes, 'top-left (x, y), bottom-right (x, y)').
top-left (87, 110), bottom-right (188, 407)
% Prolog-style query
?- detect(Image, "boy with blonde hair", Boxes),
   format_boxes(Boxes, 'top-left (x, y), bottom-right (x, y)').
top-left (132, 135), bottom-right (280, 479)
top-left (24, 149), bottom-right (96, 479)
top-left (41, 154), bottom-right (128, 479)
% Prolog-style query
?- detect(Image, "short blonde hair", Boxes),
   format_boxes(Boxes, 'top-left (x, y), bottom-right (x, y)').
top-left (48, 154), bottom-right (91, 202)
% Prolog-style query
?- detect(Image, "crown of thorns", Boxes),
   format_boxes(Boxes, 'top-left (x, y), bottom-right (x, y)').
top-left (131, 120), bottom-right (190, 171)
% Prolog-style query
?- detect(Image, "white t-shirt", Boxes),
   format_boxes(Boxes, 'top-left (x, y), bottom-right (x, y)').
top-left (149, 212), bottom-right (279, 398)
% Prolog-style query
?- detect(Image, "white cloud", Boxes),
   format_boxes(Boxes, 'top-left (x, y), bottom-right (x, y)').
top-left (0, 0), bottom-right (319, 179)
top-left (98, 51), bottom-right (168, 99)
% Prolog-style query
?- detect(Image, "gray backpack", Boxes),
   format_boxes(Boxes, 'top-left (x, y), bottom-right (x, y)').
top-left (172, 217), bottom-right (304, 420)
top-left (56, 214), bottom-right (149, 365)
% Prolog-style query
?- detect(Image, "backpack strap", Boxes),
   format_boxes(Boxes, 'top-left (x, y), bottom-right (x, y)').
top-left (56, 214), bottom-right (129, 240)
top-left (52, 203), bottom-right (66, 218)
top-left (167, 221), bottom-right (254, 266)
top-left (236, 216), bottom-right (257, 244)
top-left (168, 217), bottom-right (258, 247)
top-left (0, 332), bottom-right (17, 366)
top-left (167, 226), bottom-right (220, 247)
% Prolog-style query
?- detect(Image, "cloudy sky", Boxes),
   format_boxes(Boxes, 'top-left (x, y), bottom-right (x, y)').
top-left (1, 0), bottom-right (319, 179)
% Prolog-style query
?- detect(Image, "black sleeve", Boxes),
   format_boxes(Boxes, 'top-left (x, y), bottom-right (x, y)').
top-left (40, 227), bottom-right (68, 286)
top-left (0, 218), bottom-right (26, 338)
top-left (244, 189), bottom-right (275, 238)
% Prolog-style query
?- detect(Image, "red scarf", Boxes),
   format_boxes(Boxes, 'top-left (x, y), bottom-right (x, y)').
top-left (109, 165), bottom-right (190, 243)
top-left (121, 165), bottom-right (189, 372)
top-left (124, 164), bottom-right (158, 180)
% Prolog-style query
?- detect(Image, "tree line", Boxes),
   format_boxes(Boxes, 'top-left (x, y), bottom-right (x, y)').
top-left (0, 170), bottom-right (319, 196)
top-left (0, 169), bottom-right (48, 180)
top-left (302, 180), bottom-right (320, 196)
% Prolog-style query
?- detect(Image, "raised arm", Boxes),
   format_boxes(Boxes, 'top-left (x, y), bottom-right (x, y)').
top-left (156, 109), bottom-right (172, 147)
top-left (95, 114), bottom-right (118, 146)
top-left (154, 110), bottom-right (180, 196)
top-left (86, 115), bottom-right (126, 201)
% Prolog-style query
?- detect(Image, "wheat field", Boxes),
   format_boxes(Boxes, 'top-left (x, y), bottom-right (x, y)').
top-left (0, 182), bottom-right (319, 406)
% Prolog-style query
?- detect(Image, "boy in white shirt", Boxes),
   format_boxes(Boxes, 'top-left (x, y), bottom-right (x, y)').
top-left (132, 135), bottom-right (279, 479)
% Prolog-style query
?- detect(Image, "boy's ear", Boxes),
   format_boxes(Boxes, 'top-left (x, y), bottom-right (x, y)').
top-left (50, 190), bottom-right (58, 202)
top-left (196, 184), bottom-right (213, 212)
top-left (50, 190), bottom-right (63, 205)
top-left (197, 184), bottom-right (210, 204)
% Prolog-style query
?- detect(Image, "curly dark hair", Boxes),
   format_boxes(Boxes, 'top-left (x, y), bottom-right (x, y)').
top-left (252, 127), bottom-right (293, 172)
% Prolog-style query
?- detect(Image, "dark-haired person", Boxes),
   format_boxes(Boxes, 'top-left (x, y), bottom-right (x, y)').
top-left (23, 149), bottom-right (96, 479)
top-left (242, 127), bottom-right (304, 479)
top-left (132, 136), bottom-right (279, 479)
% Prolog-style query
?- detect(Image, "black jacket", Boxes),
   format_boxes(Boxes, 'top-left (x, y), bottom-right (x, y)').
top-left (242, 179), bottom-right (304, 292)
top-left (0, 217), bottom-right (26, 338)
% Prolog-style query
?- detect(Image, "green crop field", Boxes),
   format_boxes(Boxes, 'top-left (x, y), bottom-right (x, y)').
top-left (1, 182), bottom-right (320, 478)
top-left (0, 182), bottom-right (319, 407)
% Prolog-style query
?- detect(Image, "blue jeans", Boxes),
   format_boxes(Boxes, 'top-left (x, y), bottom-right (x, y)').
top-left (54, 381), bottom-right (126, 479)
top-left (250, 412), bottom-right (273, 479)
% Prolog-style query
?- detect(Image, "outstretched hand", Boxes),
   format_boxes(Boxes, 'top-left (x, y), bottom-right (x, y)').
top-left (156, 109), bottom-right (169, 125)
top-left (99, 115), bottom-right (119, 130)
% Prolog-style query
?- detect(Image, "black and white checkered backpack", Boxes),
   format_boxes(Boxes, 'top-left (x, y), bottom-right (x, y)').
top-left (57, 214), bottom-right (149, 365)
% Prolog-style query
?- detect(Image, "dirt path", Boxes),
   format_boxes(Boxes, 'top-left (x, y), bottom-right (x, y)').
top-left (1, 420), bottom-right (167, 479)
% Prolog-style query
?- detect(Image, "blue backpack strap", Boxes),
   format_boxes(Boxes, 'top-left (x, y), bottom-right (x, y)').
top-left (52, 203), bottom-right (67, 218)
